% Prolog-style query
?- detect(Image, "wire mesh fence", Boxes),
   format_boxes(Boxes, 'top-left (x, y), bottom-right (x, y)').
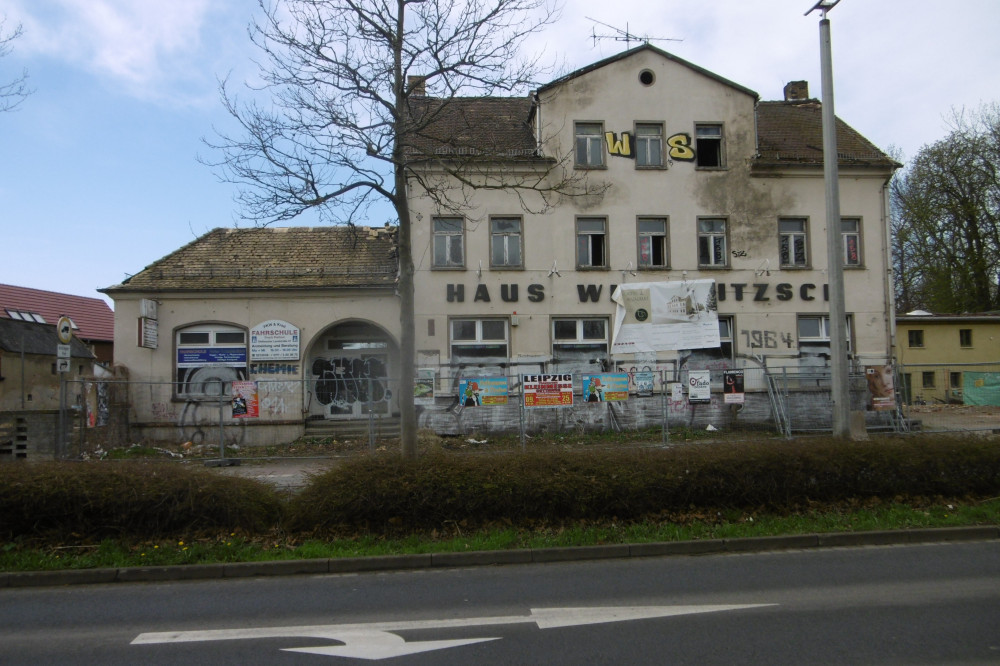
top-left (895, 362), bottom-right (1000, 435)
top-left (36, 359), bottom-right (998, 461)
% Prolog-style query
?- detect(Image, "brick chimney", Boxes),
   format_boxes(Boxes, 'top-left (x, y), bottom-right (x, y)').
top-left (783, 80), bottom-right (809, 101)
top-left (408, 75), bottom-right (427, 97)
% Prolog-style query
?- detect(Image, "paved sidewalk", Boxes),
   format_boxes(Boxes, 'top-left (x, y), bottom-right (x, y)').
top-left (209, 457), bottom-right (340, 491)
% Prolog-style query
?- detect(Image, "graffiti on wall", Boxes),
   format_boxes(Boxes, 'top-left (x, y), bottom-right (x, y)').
top-left (604, 131), bottom-right (696, 161)
top-left (311, 356), bottom-right (391, 416)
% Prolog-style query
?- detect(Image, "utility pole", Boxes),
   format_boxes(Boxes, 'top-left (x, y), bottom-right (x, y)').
top-left (807, 0), bottom-right (850, 437)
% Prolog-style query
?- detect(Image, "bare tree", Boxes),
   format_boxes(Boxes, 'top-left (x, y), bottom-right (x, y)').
top-left (207, 0), bottom-right (600, 457)
top-left (0, 18), bottom-right (31, 112)
top-left (892, 103), bottom-right (1000, 314)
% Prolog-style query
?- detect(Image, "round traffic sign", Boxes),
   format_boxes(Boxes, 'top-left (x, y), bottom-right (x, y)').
top-left (57, 316), bottom-right (73, 344)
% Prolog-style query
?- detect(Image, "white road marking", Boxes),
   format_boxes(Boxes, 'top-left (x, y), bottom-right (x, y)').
top-left (132, 604), bottom-right (774, 660)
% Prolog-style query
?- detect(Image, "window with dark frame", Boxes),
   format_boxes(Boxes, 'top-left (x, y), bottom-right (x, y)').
top-left (959, 328), bottom-right (972, 347)
top-left (635, 123), bottom-right (663, 167)
top-left (432, 217), bottom-right (464, 268)
top-left (552, 318), bottom-right (609, 356)
top-left (637, 217), bottom-right (668, 268)
top-left (490, 217), bottom-right (522, 268)
top-left (950, 371), bottom-right (962, 388)
top-left (450, 318), bottom-right (509, 361)
top-left (718, 316), bottom-right (734, 359)
top-left (695, 123), bottom-right (723, 167)
top-left (697, 218), bottom-right (728, 267)
top-left (908, 329), bottom-right (924, 348)
top-left (577, 217), bottom-right (607, 268)
top-left (921, 371), bottom-right (935, 388)
top-left (175, 324), bottom-right (248, 399)
top-left (797, 315), bottom-right (853, 351)
top-left (842, 218), bottom-right (862, 266)
top-left (575, 122), bottom-right (604, 168)
top-left (779, 218), bottom-right (809, 267)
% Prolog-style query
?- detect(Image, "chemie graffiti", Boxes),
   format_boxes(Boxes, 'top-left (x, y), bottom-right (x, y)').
top-left (311, 356), bottom-right (391, 415)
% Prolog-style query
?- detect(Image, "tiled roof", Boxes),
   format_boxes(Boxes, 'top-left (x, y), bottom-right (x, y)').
top-left (0, 317), bottom-right (95, 357)
top-left (102, 226), bottom-right (399, 294)
top-left (405, 96), bottom-right (541, 161)
top-left (754, 101), bottom-right (897, 169)
top-left (0, 283), bottom-right (114, 342)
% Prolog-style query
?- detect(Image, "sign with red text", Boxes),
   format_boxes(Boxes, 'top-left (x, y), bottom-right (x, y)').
top-left (522, 374), bottom-right (574, 408)
top-left (231, 381), bottom-right (259, 418)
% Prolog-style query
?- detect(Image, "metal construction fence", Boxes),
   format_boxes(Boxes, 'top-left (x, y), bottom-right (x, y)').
top-left (33, 361), bottom-right (986, 461)
top-left (893, 361), bottom-right (1000, 436)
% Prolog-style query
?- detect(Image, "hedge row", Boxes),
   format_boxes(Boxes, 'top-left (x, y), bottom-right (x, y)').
top-left (2, 436), bottom-right (998, 541)
top-left (287, 436), bottom-right (1000, 532)
top-left (0, 462), bottom-right (285, 540)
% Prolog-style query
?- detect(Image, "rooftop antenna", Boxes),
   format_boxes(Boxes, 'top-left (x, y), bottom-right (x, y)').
top-left (587, 17), bottom-right (682, 48)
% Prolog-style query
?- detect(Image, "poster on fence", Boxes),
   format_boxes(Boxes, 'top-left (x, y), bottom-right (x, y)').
top-left (457, 377), bottom-right (509, 406)
top-left (688, 370), bottom-right (711, 404)
top-left (670, 382), bottom-right (684, 402)
top-left (582, 373), bottom-right (629, 402)
top-left (231, 380), bottom-right (259, 418)
top-left (610, 280), bottom-right (720, 354)
top-left (522, 374), bottom-right (574, 408)
top-left (634, 371), bottom-right (655, 397)
top-left (865, 365), bottom-right (896, 410)
top-left (723, 369), bottom-right (745, 404)
top-left (414, 369), bottom-right (436, 406)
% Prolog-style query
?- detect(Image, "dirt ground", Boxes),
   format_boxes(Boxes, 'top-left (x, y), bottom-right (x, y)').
top-left (904, 404), bottom-right (1000, 433)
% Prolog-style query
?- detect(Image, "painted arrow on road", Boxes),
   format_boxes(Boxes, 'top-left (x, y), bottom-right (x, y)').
top-left (132, 604), bottom-right (774, 660)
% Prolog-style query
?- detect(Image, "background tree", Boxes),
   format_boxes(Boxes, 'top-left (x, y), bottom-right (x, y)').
top-left (891, 103), bottom-right (1000, 313)
top-left (0, 17), bottom-right (31, 112)
top-left (207, 0), bottom-right (597, 458)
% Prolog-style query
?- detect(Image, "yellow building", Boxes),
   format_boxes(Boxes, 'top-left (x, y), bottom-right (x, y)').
top-left (895, 312), bottom-right (1000, 404)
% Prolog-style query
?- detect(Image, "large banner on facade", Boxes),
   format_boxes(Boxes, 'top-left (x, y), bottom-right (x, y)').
top-left (611, 280), bottom-right (720, 354)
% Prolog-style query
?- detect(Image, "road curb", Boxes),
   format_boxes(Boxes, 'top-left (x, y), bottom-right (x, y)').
top-left (3, 525), bottom-right (998, 589)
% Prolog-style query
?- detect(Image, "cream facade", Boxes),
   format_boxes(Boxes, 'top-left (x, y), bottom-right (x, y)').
top-left (407, 47), bottom-right (897, 403)
top-left (103, 227), bottom-right (399, 445)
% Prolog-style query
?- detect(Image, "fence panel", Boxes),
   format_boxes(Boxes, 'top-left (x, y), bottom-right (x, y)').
top-left (55, 363), bottom-right (995, 460)
top-left (896, 362), bottom-right (1000, 434)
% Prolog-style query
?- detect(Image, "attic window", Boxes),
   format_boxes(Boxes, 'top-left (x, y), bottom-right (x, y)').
top-left (638, 69), bottom-right (655, 86)
top-left (5, 309), bottom-right (46, 323)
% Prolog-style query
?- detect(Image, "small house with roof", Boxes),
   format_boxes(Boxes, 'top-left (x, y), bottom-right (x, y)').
top-left (895, 311), bottom-right (1000, 405)
top-left (102, 226), bottom-right (398, 445)
top-left (0, 284), bottom-right (115, 365)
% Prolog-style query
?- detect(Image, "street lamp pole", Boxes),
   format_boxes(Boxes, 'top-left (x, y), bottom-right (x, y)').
top-left (807, 0), bottom-right (850, 437)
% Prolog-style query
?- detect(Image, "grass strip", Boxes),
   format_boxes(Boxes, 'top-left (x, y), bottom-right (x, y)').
top-left (3, 498), bottom-right (997, 572)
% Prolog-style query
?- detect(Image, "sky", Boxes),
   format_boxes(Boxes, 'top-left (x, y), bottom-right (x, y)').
top-left (2, 0), bottom-right (998, 306)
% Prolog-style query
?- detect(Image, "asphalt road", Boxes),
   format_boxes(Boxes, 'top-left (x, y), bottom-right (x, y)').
top-left (2, 540), bottom-right (998, 664)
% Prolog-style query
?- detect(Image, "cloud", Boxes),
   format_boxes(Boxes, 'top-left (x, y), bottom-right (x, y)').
top-left (8, 0), bottom-right (250, 103)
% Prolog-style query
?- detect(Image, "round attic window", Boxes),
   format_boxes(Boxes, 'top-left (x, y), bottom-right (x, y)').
top-left (638, 69), bottom-right (655, 86)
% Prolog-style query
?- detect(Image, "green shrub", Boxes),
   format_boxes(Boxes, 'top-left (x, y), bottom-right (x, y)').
top-left (0, 461), bottom-right (285, 541)
top-left (287, 435), bottom-right (1000, 533)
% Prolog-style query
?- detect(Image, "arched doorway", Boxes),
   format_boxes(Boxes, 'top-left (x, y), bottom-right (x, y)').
top-left (306, 321), bottom-right (398, 420)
